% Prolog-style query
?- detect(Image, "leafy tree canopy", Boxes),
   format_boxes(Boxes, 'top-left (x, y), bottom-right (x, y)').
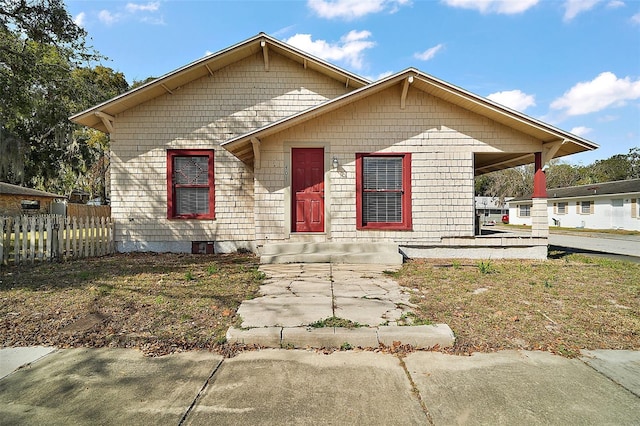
top-left (476, 147), bottom-right (640, 199)
top-left (0, 0), bottom-right (128, 199)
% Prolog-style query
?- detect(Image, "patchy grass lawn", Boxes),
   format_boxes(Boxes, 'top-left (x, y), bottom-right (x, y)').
top-left (2, 251), bottom-right (639, 358)
top-left (394, 253), bottom-right (640, 357)
top-left (0, 253), bottom-right (263, 356)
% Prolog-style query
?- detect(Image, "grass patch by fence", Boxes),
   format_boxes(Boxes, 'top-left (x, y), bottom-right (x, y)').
top-left (0, 253), bottom-right (263, 356)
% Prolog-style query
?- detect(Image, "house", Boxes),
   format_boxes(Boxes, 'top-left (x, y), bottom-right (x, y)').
top-left (70, 33), bottom-right (598, 261)
top-left (0, 182), bottom-right (66, 217)
top-left (475, 196), bottom-right (512, 225)
top-left (509, 179), bottom-right (640, 231)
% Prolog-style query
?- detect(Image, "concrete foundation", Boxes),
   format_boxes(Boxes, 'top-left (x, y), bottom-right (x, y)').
top-left (401, 244), bottom-right (548, 260)
top-left (116, 240), bottom-right (257, 254)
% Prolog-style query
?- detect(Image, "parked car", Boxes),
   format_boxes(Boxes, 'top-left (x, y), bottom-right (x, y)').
top-left (87, 197), bottom-right (110, 205)
top-left (501, 214), bottom-right (509, 224)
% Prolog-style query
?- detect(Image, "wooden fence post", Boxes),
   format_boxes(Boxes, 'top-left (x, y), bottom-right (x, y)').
top-left (45, 216), bottom-right (52, 261)
top-left (38, 216), bottom-right (45, 260)
top-left (90, 216), bottom-right (95, 257)
top-left (98, 217), bottom-right (104, 256)
top-left (72, 217), bottom-right (78, 259)
top-left (0, 217), bottom-right (5, 265)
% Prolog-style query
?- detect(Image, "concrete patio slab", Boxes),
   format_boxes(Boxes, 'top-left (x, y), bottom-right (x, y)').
top-left (185, 349), bottom-right (427, 425)
top-left (378, 324), bottom-right (455, 349)
top-left (226, 327), bottom-right (282, 347)
top-left (287, 279), bottom-right (332, 296)
top-left (281, 327), bottom-right (343, 348)
top-left (237, 295), bottom-right (333, 328)
top-left (581, 349), bottom-right (640, 397)
top-left (0, 348), bottom-right (222, 425)
top-left (0, 346), bottom-right (56, 379)
top-left (404, 350), bottom-right (640, 425)
top-left (281, 327), bottom-right (380, 349)
top-left (234, 263), bottom-right (450, 348)
top-left (333, 296), bottom-right (403, 326)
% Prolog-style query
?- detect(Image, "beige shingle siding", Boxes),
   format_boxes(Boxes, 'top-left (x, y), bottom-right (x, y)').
top-left (110, 52), bottom-right (351, 247)
top-left (255, 84), bottom-right (541, 245)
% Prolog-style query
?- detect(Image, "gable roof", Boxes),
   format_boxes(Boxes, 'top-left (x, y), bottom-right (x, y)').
top-left (511, 178), bottom-right (640, 202)
top-left (221, 68), bottom-right (598, 172)
top-left (0, 182), bottom-right (65, 199)
top-left (70, 33), bottom-right (369, 133)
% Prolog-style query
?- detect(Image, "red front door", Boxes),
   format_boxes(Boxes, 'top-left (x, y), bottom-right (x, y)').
top-left (292, 148), bottom-right (324, 232)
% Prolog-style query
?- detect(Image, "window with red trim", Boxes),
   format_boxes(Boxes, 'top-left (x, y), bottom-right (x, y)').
top-left (167, 150), bottom-right (215, 219)
top-left (356, 153), bottom-right (412, 230)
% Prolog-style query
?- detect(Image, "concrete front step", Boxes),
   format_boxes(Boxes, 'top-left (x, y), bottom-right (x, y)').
top-left (260, 242), bottom-right (404, 264)
top-left (226, 324), bottom-right (455, 350)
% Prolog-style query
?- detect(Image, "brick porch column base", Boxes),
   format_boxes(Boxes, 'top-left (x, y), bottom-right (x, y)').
top-left (531, 198), bottom-right (549, 238)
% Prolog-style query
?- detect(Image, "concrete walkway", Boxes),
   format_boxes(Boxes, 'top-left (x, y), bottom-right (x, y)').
top-left (1, 347), bottom-right (638, 425)
top-left (227, 263), bottom-right (454, 350)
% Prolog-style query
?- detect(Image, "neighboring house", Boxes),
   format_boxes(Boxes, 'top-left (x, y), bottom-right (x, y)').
top-left (70, 33), bottom-right (598, 260)
top-left (509, 179), bottom-right (640, 231)
top-left (475, 196), bottom-right (512, 224)
top-left (0, 182), bottom-right (66, 217)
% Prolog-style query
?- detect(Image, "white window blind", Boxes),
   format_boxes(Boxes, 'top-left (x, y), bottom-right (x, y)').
top-left (176, 187), bottom-right (209, 215)
top-left (174, 156), bottom-right (210, 215)
top-left (362, 157), bottom-right (403, 223)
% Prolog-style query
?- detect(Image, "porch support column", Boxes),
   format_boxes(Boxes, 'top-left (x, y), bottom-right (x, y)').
top-left (531, 151), bottom-right (549, 238)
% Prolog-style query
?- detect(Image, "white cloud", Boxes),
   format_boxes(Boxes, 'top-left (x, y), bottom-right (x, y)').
top-left (442, 0), bottom-right (539, 14)
top-left (632, 12), bottom-right (640, 24)
top-left (597, 114), bottom-right (619, 122)
top-left (487, 89), bottom-right (536, 112)
top-left (307, 0), bottom-right (410, 20)
top-left (551, 72), bottom-right (640, 116)
top-left (606, 0), bottom-right (625, 8)
top-left (96, 3), bottom-right (162, 26)
top-left (570, 126), bottom-right (593, 136)
top-left (98, 10), bottom-right (119, 25)
top-left (414, 44), bottom-right (444, 61)
top-left (563, 0), bottom-right (602, 21)
top-left (126, 2), bottom-right (160, 13)
top-left (363, 71), bottom-right (394, 81)
top-left (73, 12), bottom-right (86, 27)
top-left (140, 16), bottom-right (165, 25)
top-left (285, 31), bottom-right (375, 70)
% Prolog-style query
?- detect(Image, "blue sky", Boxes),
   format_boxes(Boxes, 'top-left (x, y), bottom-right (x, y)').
top-left (67, 0), bottom-right (640, 166)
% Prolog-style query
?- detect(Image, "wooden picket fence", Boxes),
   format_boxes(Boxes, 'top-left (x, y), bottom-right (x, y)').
top-left (0, 215), bottom-right (114, 265)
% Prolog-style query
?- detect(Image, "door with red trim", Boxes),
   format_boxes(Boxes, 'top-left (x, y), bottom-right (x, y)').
top-left (292, 148), bottom-right (324, 232)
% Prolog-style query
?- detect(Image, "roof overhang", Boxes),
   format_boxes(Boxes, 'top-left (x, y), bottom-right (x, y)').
top-left (222, 68), bottom-right (598, 171)
top-left (69, 33), bottom-right (370, 133)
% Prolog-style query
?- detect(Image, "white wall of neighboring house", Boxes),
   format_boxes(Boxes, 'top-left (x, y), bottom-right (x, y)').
top-left (509, 195), bottom-right (640, 231)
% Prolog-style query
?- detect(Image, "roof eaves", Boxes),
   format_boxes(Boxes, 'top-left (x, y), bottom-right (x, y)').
top-left (70, 33), bottom-right (264, 122)
top-left (412, 71), bottom-right (599, 150)
top-left (222, 69), bottom-right (417, 149)
top-left (70, 33), bottom-right (369, 126)
top-left (0, 182), bottom-right (65, 198)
